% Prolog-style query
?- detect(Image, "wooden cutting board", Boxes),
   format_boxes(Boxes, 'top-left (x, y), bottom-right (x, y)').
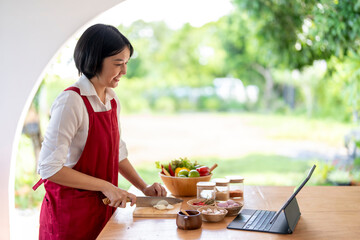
top-left (133, 202), bottom-right (182, 218)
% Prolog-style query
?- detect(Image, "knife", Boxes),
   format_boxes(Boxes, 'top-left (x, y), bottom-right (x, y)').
top-left (102, 196), bottom-right (183, 207)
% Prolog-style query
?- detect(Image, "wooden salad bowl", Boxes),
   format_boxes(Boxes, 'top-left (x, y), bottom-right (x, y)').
top-left (159, 173), bottom-right (213, 197)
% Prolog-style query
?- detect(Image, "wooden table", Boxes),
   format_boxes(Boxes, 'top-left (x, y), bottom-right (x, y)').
top-left (97, 186), bottom-right (360, 239)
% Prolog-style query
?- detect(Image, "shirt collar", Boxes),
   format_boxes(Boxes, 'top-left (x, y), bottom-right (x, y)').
top-left (77, 75), bottom-right (117, 101)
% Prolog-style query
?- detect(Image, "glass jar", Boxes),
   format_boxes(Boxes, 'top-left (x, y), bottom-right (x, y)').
top-left (225, 176), bottom-right (244, 199)
top-left (213, 178), bottom-right (230, 201)
top-left (196, 181), bottom-right (216, 200)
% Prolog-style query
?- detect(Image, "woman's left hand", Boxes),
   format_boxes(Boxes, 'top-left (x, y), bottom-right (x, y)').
top-left (143, 182), bottom-right (167, 197)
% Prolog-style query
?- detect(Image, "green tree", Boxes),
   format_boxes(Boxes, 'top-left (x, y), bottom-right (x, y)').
top-left (118, 20), bottom-right (174, 80)
top-left (158, 23), bottom-right (227, 87)
top-left (308, 1), bottom-right (360, 120)
top-left (224, 0), bottom-right (360, 117)
top-left (307, 0), bottom-right (360, 60)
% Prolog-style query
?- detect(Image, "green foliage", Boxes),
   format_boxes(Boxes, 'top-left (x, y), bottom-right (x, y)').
top-left (354, 156), bottom-right (360, 167)
top-left (272, 60), bottom-right (328, 117)
top-left (43, 75), bottom-right (76, 104)
top-left (327, 169), bottom-right (351, 184)
top-left (310, 0), bottom-right (360, 59)
top-left (222, 0), bottom-right (360, 120)
top-left (119, 20), bottom-right (175, 79)
top-left (31, 0), bottom-right (360, 120)
top-left (15, 135), bottom-right (45, 209)
top-left (330, 50), bottom-right (360, 119)
top-left (120, 20), bottom-right (227, 89)
top-left (114, 77), bottom-right (152, 114)
top-left (351, 169), bottom-right (360, 181)
top-left (155, 157), bottom-right (199, 172)
top-left (233, 0), bottom-right (360, 67)
top-left (232, 0), bottom-right (317, 69)
top-left (197, 95), bottom-right (222, 111)
top-left (153, 96), bottom-right (177, 113)
top-left (312, 161), bottom-right (335, 184)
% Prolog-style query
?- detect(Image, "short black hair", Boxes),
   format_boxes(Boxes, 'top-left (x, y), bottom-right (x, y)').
top-left (74, 24), bottom-right (134, 79)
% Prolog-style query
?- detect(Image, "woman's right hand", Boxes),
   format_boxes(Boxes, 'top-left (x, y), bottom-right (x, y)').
top-left (102, 182), bottom-right (136, 208)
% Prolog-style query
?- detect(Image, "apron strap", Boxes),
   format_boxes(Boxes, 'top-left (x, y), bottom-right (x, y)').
top-left (65, 86), bottom-right (94, 114)
top-left (64, 86), bottom-right (80, 94)
top-left (32, 178), bottom-right (44, 191)
top-left (110, 98), bottom-right (117, 110)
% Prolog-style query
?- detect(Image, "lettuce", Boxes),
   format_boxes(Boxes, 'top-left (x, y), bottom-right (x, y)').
top-left (156, 157), bottom-right (199, 171)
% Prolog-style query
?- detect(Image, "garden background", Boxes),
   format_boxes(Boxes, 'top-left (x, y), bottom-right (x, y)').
top-left (14, 0), bottom-right (360, 238)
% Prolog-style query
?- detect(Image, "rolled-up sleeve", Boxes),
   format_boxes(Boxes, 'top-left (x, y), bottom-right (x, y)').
top-left (119, 138), bottom-right (128, 161)
top-left (116, 99), bottom-right (128, 162)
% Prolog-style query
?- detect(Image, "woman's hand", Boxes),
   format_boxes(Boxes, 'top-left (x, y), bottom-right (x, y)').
top-left (102, 182), bottom-right (136, 208)
top-left (142, 182), bottom-right (167, 197)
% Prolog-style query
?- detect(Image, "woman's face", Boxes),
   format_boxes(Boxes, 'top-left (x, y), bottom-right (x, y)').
top-left (93, 47), bottom-right (130, 90)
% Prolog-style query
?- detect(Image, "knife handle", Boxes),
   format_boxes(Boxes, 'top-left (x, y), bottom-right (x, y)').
top-left (102, 197), bottom-right (131, 205)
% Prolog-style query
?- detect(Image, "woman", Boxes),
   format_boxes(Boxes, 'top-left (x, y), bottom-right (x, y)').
top-left (33, 24), bottom-right (167, 240)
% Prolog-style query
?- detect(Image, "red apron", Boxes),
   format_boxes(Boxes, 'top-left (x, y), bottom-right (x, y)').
top-left (33, 87), bottom-right (119, 240)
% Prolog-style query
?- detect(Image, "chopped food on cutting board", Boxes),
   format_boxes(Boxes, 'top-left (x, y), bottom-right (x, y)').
top-left (153, 200), bottom-right (174, 210)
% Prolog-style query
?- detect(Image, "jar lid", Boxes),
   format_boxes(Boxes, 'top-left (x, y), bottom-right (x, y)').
top-left (197, 181), bottom-right (215, 189)
top-left (212, 178), bottom-right (230, 186)
top-left (225, 176), bottom-right (244, 183)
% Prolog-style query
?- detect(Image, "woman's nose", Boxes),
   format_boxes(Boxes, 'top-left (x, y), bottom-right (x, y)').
top-left (121, 64), bottom-right (127, 75)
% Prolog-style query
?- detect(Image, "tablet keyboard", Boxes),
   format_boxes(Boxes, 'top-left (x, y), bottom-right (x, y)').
top-left (243, 210), bottom-right (276, 231)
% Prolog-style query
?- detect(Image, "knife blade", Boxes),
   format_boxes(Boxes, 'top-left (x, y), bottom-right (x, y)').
top-left (102, 196), bottom-right (183, 207)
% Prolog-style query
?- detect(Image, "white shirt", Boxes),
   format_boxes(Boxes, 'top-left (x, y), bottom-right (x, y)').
top-left (37, 75), bottom-right (128, 179)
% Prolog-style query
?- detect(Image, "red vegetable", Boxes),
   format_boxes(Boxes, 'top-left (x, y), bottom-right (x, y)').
top-left (196, 166), bottom-right (210, 176)
top-left (168, 163), bottom-right (175, 176)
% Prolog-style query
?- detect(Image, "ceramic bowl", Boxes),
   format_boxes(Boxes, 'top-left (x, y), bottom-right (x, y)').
top-left (159, 173), bottom-right (212, 197)
top-left (216, 200), bottom-right (243, 216)
top-left (198, 206), bottom-right (228, 223)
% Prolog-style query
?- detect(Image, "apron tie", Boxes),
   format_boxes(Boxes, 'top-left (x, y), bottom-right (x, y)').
top-left (32, 178), bottom-right (44, 191)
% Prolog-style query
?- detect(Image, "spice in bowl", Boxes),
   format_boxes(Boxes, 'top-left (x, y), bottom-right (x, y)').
top-left (198, 206), bottom-right (228, 223)
top-left (216, 199), bottom-right (243, 216)
top-left (187, 198), bottom-right (215, 210)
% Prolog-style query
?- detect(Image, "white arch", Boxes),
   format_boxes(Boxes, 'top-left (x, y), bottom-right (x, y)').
top-left (0, 0), bottom-right (125, 238)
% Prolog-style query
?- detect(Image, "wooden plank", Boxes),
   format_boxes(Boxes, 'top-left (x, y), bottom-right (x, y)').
top-left (133, 203), bottom-right (182, 218)
top-left (128, 185), bottom-right (183, 218)
top-left (97, 186), bottom-right (360, 240)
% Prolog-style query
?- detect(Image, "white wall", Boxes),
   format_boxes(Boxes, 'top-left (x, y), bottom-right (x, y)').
top-left (0, 0), bottom-right (124, 238)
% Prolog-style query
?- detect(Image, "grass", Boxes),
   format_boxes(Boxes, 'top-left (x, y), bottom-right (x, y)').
top-left (241, 113), bottom-right (351, 147)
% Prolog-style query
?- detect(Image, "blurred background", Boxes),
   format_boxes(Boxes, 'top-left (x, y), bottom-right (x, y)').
top-left (14, 0), bottom-right (360, 238)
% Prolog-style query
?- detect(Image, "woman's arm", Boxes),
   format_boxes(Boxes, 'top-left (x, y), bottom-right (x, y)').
top-left (118, 158), bottom-right (167, 196)
top-left (47, 166), bottom-right (136, 208)
top-left (38, 91), bottom-right (83, 179)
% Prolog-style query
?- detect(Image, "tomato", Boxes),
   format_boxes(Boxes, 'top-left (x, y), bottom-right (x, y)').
top-left (196, 166), bottom-right (210, 176)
